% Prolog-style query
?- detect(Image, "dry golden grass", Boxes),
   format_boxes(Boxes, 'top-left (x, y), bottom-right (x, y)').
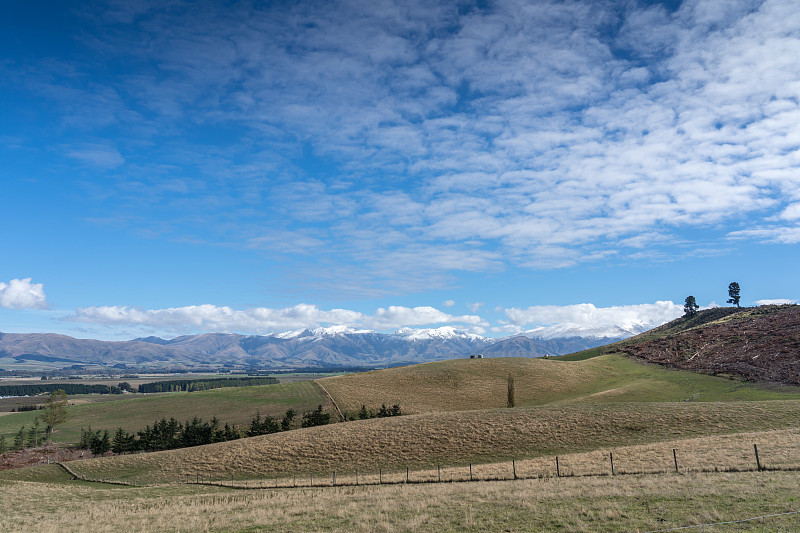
top-left (61, 400), bottom-right (800, 485)
top-left (319, 355), bottom-right (800, 416)
top-left (2, 469), bottom-right (799, 532)
top-left (320, 357), bottom-right (620, 414)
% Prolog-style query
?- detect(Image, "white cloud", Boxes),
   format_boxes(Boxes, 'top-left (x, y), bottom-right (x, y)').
top-left (755, 299), bottom-right (797, 306)
top-left (0, 278), bottom-right (48, 310)
top-left (466, 302), bottom-right (483, 313)
top-left (67, 303), bottom-right (487, 334)
top-left (503, 301), bottom-right (683, 331)
top-left (64, 143), bottom-right (124, 169)
top-left (442, 299), bottom-right (455, 307)
top-left (14, 0), bottom-right (800, 295)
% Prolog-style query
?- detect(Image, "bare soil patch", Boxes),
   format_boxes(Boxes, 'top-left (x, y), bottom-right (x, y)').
top-left (620, 305), bottom-right (800, 384)
top-left (0, 445), bottom-right (94, 471)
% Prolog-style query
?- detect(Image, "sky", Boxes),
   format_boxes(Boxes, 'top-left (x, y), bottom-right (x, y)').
top-left (1, 0), bottom-right (799, 341)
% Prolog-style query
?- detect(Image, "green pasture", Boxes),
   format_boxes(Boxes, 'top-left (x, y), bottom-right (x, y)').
top-left (0, 380), bottom-right (327, 443)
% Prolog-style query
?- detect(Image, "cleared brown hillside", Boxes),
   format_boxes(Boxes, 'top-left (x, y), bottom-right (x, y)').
top-left (620, 305), bottom-right (800, 385)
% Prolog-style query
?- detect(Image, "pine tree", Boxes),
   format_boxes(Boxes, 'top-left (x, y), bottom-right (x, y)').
top-left (358, 405), bottom-right (369, 420)
top-left (727, 282), bottom-right (741, 307)
top-left (684, 296), bottom-right (699, 317)
top-left (281, 409), bottom-right (296, 431)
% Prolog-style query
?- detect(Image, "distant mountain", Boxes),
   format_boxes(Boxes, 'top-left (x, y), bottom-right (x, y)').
top-left (0, 326), bottom-right (623, 370)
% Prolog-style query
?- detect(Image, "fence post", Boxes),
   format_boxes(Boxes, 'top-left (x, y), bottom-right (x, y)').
top-left (379, 469), bottom-right (382, 484)
top-left (333, 471), bottom-right (336, 486)
top-left (469, 463), bottom-right (473, 481)
top-left (610, 452), bottom-right (614, 476)
top-left (754, 444), bottom-right (762, 471)
top-left (438, 464), bottom-right (441, 483)
top-left (356, 471), bottom-right (359, 486)
top-left (406, 467), bottom-right (409, 483)
top-left (310, 474), bottom-right (313, 487)
top-left (556, 456), bottom-right (560, 478)
top-left (673, 449), bottom-right (678, 473)
top-left (513, 459), bottom-right (517, 480)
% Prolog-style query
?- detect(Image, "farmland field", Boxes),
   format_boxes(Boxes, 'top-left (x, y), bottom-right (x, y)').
top-left (0, 380), bottom-right (328, 443)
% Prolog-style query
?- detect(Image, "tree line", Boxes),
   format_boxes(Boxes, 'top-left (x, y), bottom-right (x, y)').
top-left (137, 376), bottom-right (278, 393)
top-left (75, 404), bottom-right (339, 455)
top-left (0, 383), bottom-right (120, 396)
top-left (0, 376), bottom-right (279, 398)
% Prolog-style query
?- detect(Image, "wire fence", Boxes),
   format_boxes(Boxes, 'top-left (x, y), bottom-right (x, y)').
top-left (644, 510), bottom-right (800, 532)
top-left (62, 437), bottom-right (800, 488)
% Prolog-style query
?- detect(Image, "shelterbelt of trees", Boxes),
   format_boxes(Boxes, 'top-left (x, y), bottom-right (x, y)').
top-left (0, 376), bottom-right (279, 397)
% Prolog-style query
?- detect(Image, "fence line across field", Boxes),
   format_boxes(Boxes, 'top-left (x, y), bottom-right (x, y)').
top-left (643, 510), bottom-right (800, 532)
top-left (62, 438), bottom-right (800, 489)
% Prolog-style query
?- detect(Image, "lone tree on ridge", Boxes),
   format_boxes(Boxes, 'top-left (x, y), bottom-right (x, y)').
top-left (684, 296), bottom-right (699, 318)
top-left (727, 282), bottom-right (741, 308)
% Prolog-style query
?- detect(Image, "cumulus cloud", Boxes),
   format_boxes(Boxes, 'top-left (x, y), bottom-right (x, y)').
top-left (755, 299), bottom-right (797, 306)
top-left (67, 303), bottom-right (486, 334)
top-left (442, 299), bottom-right (456, 307)
top-left (0, 278), bottom-right (48, 310)
top-left (503, 301), bottom-right (683, 331)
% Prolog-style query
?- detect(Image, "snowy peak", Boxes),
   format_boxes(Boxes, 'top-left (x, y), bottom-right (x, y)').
top-left (394, 326), bottom-right (486, 341)
top-left (271, 325), bottom-right (374, 339)
top-left (522, 323), bottom-right (650, 340)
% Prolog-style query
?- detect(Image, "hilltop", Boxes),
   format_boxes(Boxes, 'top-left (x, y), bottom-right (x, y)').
top-left (615, 305), bottom-right (800, 385)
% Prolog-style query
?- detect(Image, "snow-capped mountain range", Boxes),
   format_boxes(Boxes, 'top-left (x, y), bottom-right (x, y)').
top-left (0, 324), bottom-right (643, 371)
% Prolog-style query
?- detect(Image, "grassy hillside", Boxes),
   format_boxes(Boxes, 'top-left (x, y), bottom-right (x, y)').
top-left (320, 355), bottom-right (800, 415)
top-left (0, 381), bottom-right (327, 443)
top-left (46, 399), bottom-right (800, 484)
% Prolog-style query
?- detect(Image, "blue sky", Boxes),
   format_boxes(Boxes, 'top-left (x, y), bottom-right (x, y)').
top-left (1, 0), bottom-right (799, 340)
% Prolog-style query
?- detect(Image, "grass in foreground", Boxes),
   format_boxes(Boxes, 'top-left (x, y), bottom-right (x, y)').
top-left (320, 355), bottom-right (800, 415)
top-left (1, 468), bottom-right (798, 532)
top-left (0, 381), bottom-right (327, 443)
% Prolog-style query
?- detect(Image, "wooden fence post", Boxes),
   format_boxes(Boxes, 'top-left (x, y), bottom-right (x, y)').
top-left (406, 467), bottom-right (409, 483)
top-left (610, 452), bottom-right (615, 476)
top-left (556, 456), bottom-right (560, 478)
top-left (673, 449), bottom-right (678, 473)
top-left (333, 471), bottom-right (336, 486)
top-left (379, 469), bottom-right (382, 484)
top-left (513, 459), bottom-right (517, 480)
top-left (438, 464), bottom-right (441, 482)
